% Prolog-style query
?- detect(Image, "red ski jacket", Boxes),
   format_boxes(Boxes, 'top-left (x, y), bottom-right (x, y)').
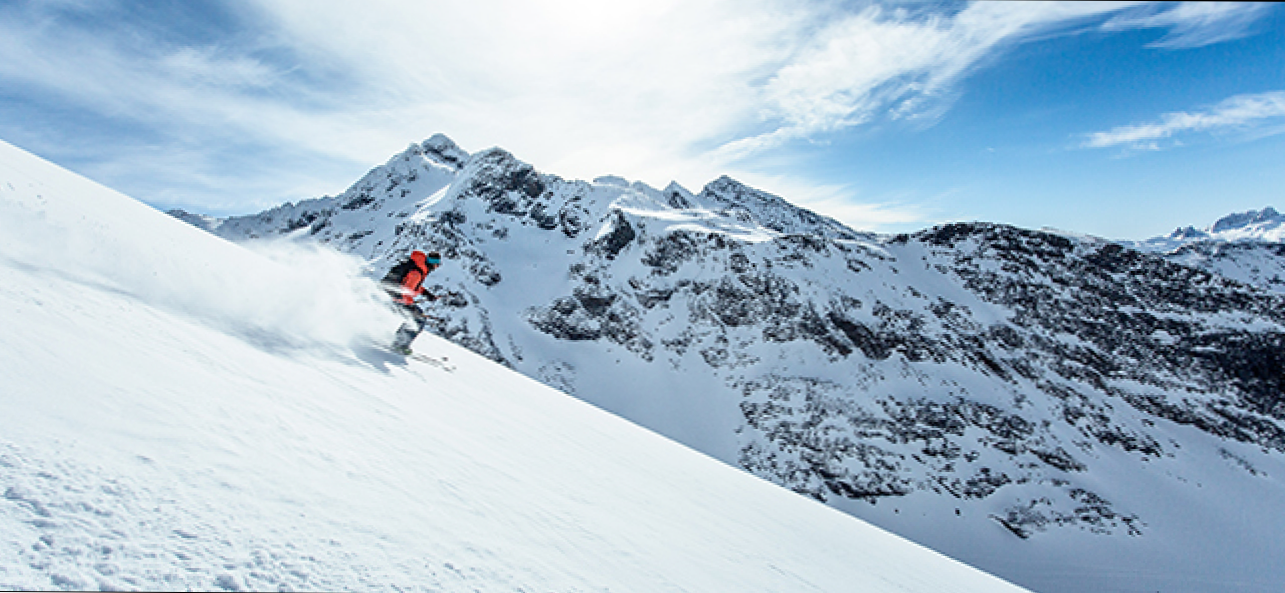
top-left (393, 250), bottom-right (430, 305)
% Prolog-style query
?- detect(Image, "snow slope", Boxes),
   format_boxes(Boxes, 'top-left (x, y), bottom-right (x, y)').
top-left (0, 140), bottom-right (1030, 591)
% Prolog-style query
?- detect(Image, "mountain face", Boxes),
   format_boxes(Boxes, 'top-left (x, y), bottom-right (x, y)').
top-left (175, 135), bottom-right (1285, 593)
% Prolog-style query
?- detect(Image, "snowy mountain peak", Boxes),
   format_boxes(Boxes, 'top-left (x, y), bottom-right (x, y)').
top-left (697, 174), bottom-right (866, 240)
top-left (447, 145), bottom-right (545, 210)
top-left (1210, 206), bottom-right (1282, 234)
top-left (385, 134), bottom-right (470, 172)
top-left (1157, 205), bottom-right (1284, 244)
top-left (1167, 225), bottom-right (1209, 241)
top-left (662, 180), bottom-right (690, 193)
top-left (1132, 205), bottom-right (1284, 259)
top-left (418, 133), bottom-right (470, 169)
top-left (700, 174), bottom-right (765, 204)
top-left (662, 180), bottom-right (695, 203)
top-left (166, 207), bottom-right (222, 232)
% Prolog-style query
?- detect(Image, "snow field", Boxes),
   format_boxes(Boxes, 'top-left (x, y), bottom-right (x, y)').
top-left (1, 139), bottom-right (1030, 591)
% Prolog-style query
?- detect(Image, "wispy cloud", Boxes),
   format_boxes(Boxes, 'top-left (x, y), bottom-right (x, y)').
top-left (1102, 2), bottom-right (1273, 49)
top-left (0, 3), bottom-right (402, 161)
top-left (0, 0), bottom-right (1278, 229)
top-left (714, 1), bottom-right (1148, 160)
top-left (721, 2), bottom-right (1275, 159)
top-left (247, 0), bottom-right (804, 187)
top-left (1080, 91), bottom-right (1285, 151)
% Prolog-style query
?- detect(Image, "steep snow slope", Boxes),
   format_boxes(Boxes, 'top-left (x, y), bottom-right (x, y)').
top-left (0, 140), bottom-right (1031, 591)
top-left (190, 135), bottom-right (1285, 593)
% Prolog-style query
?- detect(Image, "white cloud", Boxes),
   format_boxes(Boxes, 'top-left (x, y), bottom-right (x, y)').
top-left (245, 0), bottom-right (802, 188)
top-left (0, 0), bottom-right (1277, 229)
top-left (1102, 2), bottom-right (1273, 48)
top-left (0, 6), bottom-right (400, 163)
top-left (1081, 91), bottom-right (1285, 150)
top-left (158, 47), bottom-right (278, 90)
top-left (718, 1), bottom-right (1145, 158)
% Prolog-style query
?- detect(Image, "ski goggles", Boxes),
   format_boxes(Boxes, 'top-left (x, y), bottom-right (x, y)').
top-left (426, 255), bottom-right (442, 265)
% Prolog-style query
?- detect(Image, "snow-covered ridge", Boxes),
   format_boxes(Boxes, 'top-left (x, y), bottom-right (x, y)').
top-left (171, 135), bottom-right (1285, 593)
top-left (1, 138), bottom-right (1036, 592)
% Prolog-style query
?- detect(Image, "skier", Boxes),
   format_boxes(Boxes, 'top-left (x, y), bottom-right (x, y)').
top-left (381, 250), bottom-right (442, 355)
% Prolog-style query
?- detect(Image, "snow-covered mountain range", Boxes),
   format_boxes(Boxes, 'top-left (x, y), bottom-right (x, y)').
top-left (171, 134), bottom-right (1285, 593)
top-left (1121, 208), bottom-right (1285, 295)
top-left (1, 138), bottom-right (1033, 592)
top-left (1137, 207), bottom-right (1285, 250)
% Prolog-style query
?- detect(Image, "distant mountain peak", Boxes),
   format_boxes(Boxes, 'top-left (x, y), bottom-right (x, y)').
top-left (1135, 206), bottom-right (1283, 254)
top-left (1211, 206), bottom-right (1281, 233)
top-left (1167, 225), bottom-right (1209, 240)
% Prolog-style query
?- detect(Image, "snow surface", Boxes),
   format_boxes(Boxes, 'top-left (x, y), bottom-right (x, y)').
top-left (0, 140), bottom-right (1030, 591)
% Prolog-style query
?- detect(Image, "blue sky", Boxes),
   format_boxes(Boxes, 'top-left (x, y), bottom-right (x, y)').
top-left (1, 1), bottom-right (1282, 239)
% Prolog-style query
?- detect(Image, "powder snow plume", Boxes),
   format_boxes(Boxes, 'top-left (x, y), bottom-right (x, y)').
top-left (0, 140), bottom-right (400, 354)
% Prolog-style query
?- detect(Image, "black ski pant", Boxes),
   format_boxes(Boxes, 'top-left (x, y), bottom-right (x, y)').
top-left (390, 301), bottom-right (427, 350)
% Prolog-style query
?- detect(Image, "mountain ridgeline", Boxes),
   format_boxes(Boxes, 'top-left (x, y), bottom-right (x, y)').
top-left (173, 135), bottom-right (1285, 587)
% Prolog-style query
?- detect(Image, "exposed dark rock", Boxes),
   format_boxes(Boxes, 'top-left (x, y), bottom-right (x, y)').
top-left (588, 211), bottom-right (637, 260)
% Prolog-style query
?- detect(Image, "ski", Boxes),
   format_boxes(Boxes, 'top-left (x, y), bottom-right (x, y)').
top-left (407, 353), bottom-right (456, 372)
top-left (377, 344), bottom-right (457, 372)
top-left (388, 349), bottom-right (455, 372)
